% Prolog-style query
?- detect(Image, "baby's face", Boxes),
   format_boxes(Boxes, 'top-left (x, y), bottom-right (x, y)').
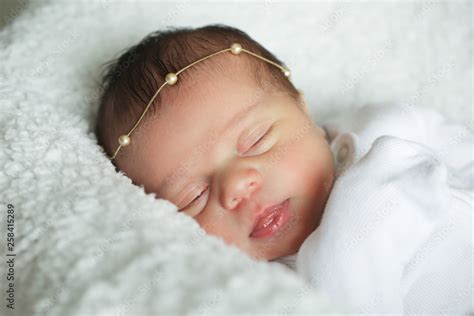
top-left (123, 68), bottom-right (335, 260)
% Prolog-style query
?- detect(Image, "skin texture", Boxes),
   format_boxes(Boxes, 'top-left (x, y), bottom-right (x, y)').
top-left (116, 61), bottom-right (335, 261)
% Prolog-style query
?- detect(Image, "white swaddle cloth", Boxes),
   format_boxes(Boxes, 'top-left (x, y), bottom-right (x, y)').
top-left (275, 104), bottom-right (473, 313)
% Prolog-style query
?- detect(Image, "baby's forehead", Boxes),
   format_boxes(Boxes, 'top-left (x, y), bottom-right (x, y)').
top-left (153, 66), bottom-right (264, 123)
top-left (152, 81), bottom-right (264, 138)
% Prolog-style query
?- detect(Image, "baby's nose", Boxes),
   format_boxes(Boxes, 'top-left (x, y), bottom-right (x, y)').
top-left (222, 168), bottom-right (262, 210)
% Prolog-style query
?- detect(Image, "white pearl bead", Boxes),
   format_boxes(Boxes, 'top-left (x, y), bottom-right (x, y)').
top-left (166, 73), bottom-right (178, 85)
top-left (230, 43), bottom-right (242, 55)
top-left (282, 67), bottom-right (291, 77)
top-left (118, 134), bottom-right (131, 147)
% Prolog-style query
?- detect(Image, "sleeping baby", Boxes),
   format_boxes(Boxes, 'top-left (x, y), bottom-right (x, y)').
top-left (95, 24), bottom-right (472, 314)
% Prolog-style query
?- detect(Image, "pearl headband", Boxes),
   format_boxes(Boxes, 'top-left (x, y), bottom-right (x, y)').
top-left (108, 43), bottom-right (291, 160)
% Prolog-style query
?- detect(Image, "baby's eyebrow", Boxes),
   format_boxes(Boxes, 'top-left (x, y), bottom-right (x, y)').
top-left (219, 99), bottom-right (262, 135)
top-left (157, 99), bottom-right (264, 200)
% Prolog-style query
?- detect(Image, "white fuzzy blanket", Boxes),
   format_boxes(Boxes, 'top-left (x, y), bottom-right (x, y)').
top-left (0, 1), bottom-right (471, 315)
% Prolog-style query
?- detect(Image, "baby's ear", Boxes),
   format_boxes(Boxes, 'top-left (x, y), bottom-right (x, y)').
top-left (296, 89), bottom-right (309, 115)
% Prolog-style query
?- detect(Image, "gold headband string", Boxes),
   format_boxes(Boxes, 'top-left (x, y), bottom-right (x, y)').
top-left (108, 43), bottom-right (291, 160)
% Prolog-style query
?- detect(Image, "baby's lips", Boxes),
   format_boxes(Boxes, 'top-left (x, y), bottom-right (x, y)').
top-left (249, 199), bottom-right (290, 238)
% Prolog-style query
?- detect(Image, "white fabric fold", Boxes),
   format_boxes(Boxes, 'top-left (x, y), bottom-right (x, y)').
top-left (295, 104), bottom-right (473, 314)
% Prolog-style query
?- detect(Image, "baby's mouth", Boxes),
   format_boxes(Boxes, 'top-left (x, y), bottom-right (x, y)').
top-left (249, 199), bottom-right (291, 239)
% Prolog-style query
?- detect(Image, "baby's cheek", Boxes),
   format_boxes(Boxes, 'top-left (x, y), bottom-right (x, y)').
top-left (196, 211), bottom-right (241, 245)
top-left (277, 132), bottom-right (324, 195)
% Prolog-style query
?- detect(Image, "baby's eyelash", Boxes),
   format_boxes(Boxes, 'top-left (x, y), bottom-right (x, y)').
top-left (181, 186), bottom-right (208, 211)
top-left (246, 125), bottom-right (273, 152)
top-left (191, 189), bottom-right (206, 203)
top-left (252, 130), bottom-right (269, 147)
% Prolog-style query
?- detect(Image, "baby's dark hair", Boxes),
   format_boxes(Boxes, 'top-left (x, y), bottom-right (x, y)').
top-left (95, 24), bottom-right (299, 164)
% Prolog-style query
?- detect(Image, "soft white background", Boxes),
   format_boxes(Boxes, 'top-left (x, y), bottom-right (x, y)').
top-left (0, 1), bottom-right (471, 315)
